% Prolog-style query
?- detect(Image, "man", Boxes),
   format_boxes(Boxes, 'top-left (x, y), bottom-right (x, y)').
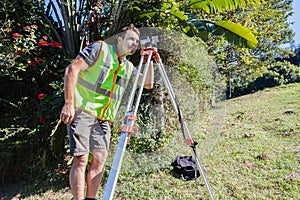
top-left (60, 24), bottom-right (153, 200)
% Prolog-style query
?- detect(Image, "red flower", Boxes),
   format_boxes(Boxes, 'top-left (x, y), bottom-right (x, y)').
top-left (38, 41), bottom-right (48, 46)
top-left (37, 93), bottom-right (44, 100)
top-left (16, 50), bottom-right (24, 55)
top-left (25, 26), bottom-right (32, 31)
top-left (16, 23), bottom-right (21, 27)
top-left (33, 25), bottom-right (38, 30)
top-left (42, 35), bottom-right (48, 40)
top-left (28, 60), bottom-right (37, 67)
top-left (12, 33), bottom-right (22, 38)
top-left (37, 58), bottom-right (45, 63)
top-left (48, 41), bottom-right (62, 48)
top-left (39, 116), bottom-right (46, 124)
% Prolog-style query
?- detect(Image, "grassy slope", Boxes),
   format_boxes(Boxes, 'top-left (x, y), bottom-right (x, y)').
top-left (207, 83), bottom-right (300, 200)
top-left (1, 83), bottom-right (300, 200)
top-left (110, 83), bottom-right (300, 200)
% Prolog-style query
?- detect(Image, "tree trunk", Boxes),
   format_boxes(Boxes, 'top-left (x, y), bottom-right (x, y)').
top-left (227, 74), bottom-right (232, 99)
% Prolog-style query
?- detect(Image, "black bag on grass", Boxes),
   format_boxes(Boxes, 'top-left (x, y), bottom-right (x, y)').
top-left (171, 155), bottom-right (200, 181)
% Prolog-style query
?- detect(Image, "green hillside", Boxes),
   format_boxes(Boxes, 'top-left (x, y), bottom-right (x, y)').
top-left (109, 83), bottom-right (300, 200)
top-left (1, 83), bottom-right (299, 199)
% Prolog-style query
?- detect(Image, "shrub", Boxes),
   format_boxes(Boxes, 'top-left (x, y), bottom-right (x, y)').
top-left (0, 0), bottom-right (66, 184)
top-left (232, 61), bottom-right (300, 97)
top-left (110, 31), bottom-right (216, 154)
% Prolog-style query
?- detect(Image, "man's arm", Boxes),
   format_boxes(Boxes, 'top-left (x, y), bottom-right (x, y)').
top-left (60, 56), bottom-right (88, 124)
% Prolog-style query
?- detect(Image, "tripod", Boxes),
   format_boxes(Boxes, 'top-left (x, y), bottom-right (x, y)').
top-left (102, 41), bottom-right (215, 200)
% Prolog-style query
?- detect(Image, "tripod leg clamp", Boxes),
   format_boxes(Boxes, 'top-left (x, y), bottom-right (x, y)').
top-left (185, 138), bottom-right (194, 145)
top-left (120, 114), bottom-right (138, 134)
top-left (119, 114), bottom-right (138, 144)
top-left (119, 125), bottom-right (138, 134)
top-left (122, 115), bottom-right (137, 122)
top-left (119, 125), bottom-right (138, 144)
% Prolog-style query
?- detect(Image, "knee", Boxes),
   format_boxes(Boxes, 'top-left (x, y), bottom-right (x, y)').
top-left (90, 156), bottom-right (106, 171)
top-left (90, 154), bottom-right (108, 172)
top-left (73, 155), bottom-right (89, 169)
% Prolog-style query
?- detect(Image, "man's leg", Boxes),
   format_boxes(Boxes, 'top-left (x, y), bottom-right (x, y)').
top-left (86, 148), bottom-right (108, 198)
top-left (69, 154), bottom-right (89, 200)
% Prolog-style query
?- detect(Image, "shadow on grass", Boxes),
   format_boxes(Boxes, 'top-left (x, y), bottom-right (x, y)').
top-left (0, 165), bottom-right (70, 200)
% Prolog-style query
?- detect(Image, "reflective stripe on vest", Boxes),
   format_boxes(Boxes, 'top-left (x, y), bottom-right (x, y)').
top-left (74, 42), bottom-right (134, 121)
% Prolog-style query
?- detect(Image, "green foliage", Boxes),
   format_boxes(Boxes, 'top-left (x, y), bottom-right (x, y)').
top-left (206, 0), bottom-right (295, 98)
top-left (118, 0), bottom-right (261, 48)
top-left (188, 0), bottom-right (264, 13)
top-left (125, 87), bottom-right (173, 153)
top-left (168, 32), bottom-right (215, 101)
top-left (0, 0), bottom-right (67, 184)
top-left (112, 30), bottom-right (216, 154)
top-left (248, 0), bottom-right (294, 60)
top-left (215, 20), bottom-right (258, 48)
top-left (232, 61), bottom-right (300, 97)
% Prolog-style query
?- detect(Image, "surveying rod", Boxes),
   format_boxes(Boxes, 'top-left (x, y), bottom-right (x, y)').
top-left (102, 51), bottom-right (153, 200)
top-left (155, 53), bottom-right (215, 200)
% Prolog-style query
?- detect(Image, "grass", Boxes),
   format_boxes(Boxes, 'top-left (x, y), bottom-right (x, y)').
top-left (1, 83), bottom-right (299, 199)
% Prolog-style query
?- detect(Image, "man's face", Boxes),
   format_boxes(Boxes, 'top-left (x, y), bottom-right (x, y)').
top-left (117, 30), bottom-right (140, 57)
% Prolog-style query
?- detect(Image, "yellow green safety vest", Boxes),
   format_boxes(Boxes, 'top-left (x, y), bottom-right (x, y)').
top-left (74, 42), bottom-right (134, 122)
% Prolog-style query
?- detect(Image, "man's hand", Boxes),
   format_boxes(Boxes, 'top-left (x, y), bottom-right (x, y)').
top-left (60, 56), bottom-right (88, 125)
top-left (60, 103), bottom-right (75, 124)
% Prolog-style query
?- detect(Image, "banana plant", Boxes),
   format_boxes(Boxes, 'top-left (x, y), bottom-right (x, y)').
top-left (43, 0), bottom-right (123, 58)
top-left (122, 0), bottom-right (263, 48)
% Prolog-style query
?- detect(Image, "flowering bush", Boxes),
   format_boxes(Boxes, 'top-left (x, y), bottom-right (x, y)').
top-left (2, 21), bottom-right (65, 125)
top-left (8, 23), bottom-right (62, 78)
top-left (0, 0), bottom-right (67, 184)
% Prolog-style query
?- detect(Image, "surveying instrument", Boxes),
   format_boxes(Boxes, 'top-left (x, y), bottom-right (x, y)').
top-left (102, 35), bottom-right (215, 200)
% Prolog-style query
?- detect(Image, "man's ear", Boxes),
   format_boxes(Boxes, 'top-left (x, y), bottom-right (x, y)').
top-left (117, 36), bottom-right (122, 44)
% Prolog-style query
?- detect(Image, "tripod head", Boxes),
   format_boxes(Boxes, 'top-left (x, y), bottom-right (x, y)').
top-left (140, 35), bottom-right (163, 63)
top-left (140, 35), bottom-right (163, 49)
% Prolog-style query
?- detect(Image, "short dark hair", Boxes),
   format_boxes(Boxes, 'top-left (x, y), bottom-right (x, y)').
top-left (118, 24), bottom-right (140, 39)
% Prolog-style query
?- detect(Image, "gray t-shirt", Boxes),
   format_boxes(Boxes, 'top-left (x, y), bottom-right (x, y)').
top-left (79, 42), bottom-right (102, 66)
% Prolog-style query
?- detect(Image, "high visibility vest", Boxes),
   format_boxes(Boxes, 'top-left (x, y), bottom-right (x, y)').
top-left (74, 42), bottom-right (134, 122)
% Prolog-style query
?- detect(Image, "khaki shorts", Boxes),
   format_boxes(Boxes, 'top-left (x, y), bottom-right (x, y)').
top-left (67, 109), bottom-right (111, 156)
